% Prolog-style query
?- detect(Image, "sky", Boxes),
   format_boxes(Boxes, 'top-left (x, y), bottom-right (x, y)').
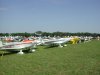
top-left (0, 0), bottom-right (100, 33)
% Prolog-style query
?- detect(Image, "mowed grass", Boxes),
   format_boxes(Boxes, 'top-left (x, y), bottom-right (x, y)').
top-left (0, 40), bottom-right (100, 75)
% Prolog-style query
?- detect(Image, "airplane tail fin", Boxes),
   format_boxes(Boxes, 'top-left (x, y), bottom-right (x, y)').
top-left (37, 37), bottom-right (44, 45)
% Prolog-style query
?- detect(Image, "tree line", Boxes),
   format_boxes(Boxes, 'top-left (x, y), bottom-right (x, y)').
top-left (0, 31), bottom-right (100, 37)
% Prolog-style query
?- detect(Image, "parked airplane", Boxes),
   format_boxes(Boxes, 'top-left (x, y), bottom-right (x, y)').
top-left (0, 40), bottom-right (36, 54)
top-left (41, 37), bottom-right (73, 47)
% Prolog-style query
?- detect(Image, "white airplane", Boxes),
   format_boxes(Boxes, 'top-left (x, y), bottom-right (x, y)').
top-left (0, 40), bottom-right (36, 54)
top-left (41, 37), bottom-right (73, 48)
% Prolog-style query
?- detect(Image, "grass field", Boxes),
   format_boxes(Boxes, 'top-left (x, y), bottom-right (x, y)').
top-left (0, 40), bottom-right (100, 75)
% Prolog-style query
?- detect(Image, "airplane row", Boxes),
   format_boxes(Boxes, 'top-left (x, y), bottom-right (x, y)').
top-left (0, 36), bottom-right (93, 55)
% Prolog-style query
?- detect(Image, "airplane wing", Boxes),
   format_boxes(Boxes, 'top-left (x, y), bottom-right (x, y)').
top-left (0, 43), bottom-right (33, 51)
top-left (42, 37), bottom-right (72, 47)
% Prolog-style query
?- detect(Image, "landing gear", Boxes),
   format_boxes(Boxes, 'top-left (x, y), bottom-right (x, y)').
top-left (64, 44), bottom-right (67, 47)
top-left (33, 44), bottom-right (37, 48)
top-left (29, 46), bottom-right (36, 52)
top-left (18, 50), bottom-right (24, 55)
top-left (59, 44), bottom-right (63, 48)
top-left (30, 49), bottom-right (35, 52)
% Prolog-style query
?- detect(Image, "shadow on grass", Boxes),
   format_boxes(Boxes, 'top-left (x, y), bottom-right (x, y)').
top-left (44, 46), bottom-right (58, 49)
top-left (0, 51), bottom-right (17, 56)
top-left (0, 47), bottom-right (38, 56)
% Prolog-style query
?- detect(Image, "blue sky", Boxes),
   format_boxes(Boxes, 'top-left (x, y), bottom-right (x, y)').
top-left (0, 0), bottom-right (100, 33)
